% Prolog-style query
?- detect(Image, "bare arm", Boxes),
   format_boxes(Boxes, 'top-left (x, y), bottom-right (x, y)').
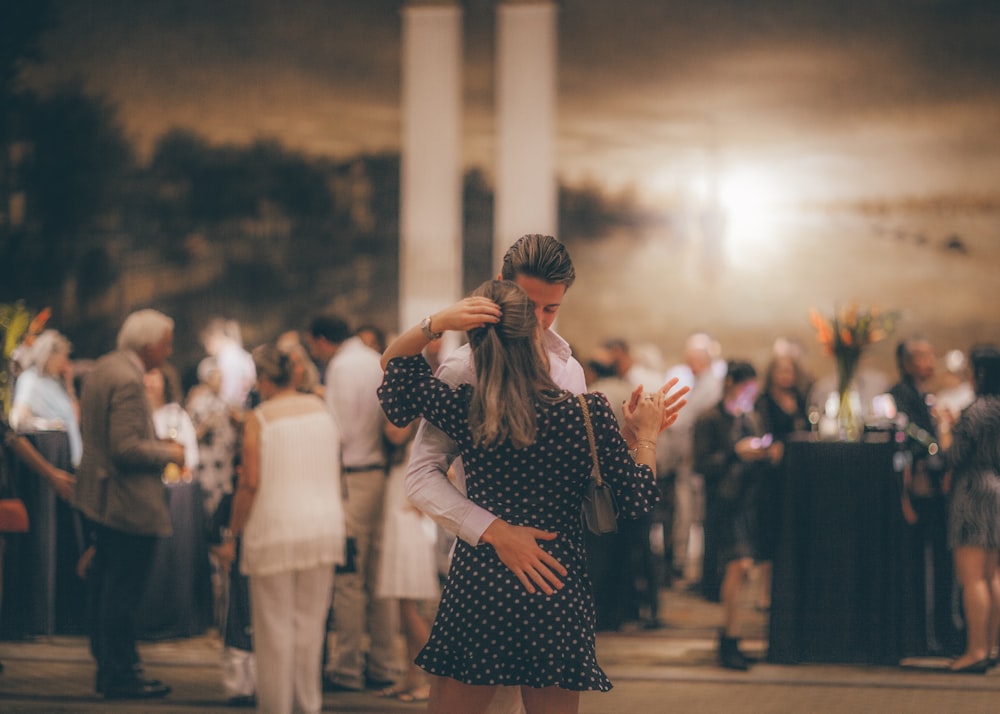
top-left (4, 432), bottom-right (76, 502)
top-left (229, 411), bottom-right (260, 536)
top-left (380, 297), bottom-right (502, 370)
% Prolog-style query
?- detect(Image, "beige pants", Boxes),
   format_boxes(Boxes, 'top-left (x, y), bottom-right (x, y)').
top-left (328, 470), bottom-right (399, 688)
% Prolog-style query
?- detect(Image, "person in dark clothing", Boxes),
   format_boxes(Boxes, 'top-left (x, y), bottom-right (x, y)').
top-left (890, 336), bottom-right (961, 656)
top-left (695, 361), bottom-right (781, 670)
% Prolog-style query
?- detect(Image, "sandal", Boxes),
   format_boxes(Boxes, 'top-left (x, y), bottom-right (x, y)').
top-left (396, 685), bottom-right (430, 703)
top-left (377, 686), bottom-right (407, 699)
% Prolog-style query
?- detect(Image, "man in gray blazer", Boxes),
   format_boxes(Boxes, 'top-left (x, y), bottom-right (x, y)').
top-left (75, 309), bottom-right (184, 700)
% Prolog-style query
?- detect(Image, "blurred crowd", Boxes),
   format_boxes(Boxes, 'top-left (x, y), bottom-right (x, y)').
top-left (2, 278), bottom-right (998, 707)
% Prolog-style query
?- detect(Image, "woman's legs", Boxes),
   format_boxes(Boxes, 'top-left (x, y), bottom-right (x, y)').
top-left (986, 556), bottom-right (1000, 660)
top-left (398, 599), bottom-right (431, 693)
top-left (520, 685), bottom-right (580, 714)
top-left (250, 572), bottom-right (295, 714)
top-left (721, 557), bottom-right (753, 637)
top-left (952, 546), bottom-right (993, 668)
top-left (428, 676), bottom-right (497, 714)
top-left (292, 565), bottom-right (335, 714)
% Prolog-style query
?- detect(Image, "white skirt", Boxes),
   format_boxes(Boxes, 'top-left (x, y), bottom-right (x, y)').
top-left (376, 461), bottom-right (441, 601)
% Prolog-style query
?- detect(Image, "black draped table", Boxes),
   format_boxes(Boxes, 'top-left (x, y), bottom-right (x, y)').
top-left (137, 479), bottom-right (213, 640)
top-left (1, 436), bottom-right (211, 642)
top-left (768, 435), bottom-right (907, 665)
top-left (1, 430), bottom-right (87, 638)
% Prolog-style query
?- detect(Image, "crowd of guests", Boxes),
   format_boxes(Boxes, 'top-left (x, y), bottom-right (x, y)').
top-left (2, 233), bottom-right (1000, 713)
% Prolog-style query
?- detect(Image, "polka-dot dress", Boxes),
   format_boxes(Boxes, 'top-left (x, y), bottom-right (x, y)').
top-left (378, 355), bottom-right (659, 691)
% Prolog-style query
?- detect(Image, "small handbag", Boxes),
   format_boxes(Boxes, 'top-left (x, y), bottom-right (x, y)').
top-left (578, 394), bottom-right (619, 535)
top-left (0, 497), bottom-right (29, 533)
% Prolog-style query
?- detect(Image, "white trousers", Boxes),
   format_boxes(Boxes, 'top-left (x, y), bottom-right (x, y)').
top-left (250, 565), bottom-right (334, 714)
top-left (673, 465), bottom-right (705, 576)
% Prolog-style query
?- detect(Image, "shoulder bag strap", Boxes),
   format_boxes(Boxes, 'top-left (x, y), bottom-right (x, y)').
top-left (577, 394), bottom-right (602, 486)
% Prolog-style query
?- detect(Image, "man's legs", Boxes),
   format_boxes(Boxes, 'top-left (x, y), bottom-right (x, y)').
top-left (91, 526), bottom-right (157, 690)
top-left (672, 464), bottom-right (694, 579)
top-left (329, 470), bottom-right (395, 689)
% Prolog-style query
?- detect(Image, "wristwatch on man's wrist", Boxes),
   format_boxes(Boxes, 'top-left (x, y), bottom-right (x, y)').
top-left (421, 316), bottom-right (442, 340)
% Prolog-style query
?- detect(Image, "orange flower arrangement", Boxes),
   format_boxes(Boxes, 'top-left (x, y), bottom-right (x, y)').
top-left (809, 304), bottom-right (898, 439)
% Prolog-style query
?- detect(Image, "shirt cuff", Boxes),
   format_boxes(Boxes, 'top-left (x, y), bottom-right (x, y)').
top-left (460, 509), bottom-right (498, 547)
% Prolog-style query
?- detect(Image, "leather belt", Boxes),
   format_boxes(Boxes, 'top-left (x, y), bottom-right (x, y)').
top-left (343, 463), bottom-right (386, 474)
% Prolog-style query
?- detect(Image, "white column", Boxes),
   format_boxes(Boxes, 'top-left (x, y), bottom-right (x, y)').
top-left (494, 0), bottom-right (558, 272)
top-left (400, 1), bottom-right (463, 332)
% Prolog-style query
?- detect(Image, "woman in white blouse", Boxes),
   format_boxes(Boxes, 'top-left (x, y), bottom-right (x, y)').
top-left (227, 343), bottom-right (345, 714)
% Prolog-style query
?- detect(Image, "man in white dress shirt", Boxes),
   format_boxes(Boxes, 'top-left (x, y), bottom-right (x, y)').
top-left (306, 316), bottom-right (398, 692)
top-left (658, 333), bottom-right (724, 587)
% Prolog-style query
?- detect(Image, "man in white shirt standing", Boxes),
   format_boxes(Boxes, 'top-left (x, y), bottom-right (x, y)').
top-left (306, 316), bottom-right (398, 692)
top-left (658, 333), bottom-right (724, 588)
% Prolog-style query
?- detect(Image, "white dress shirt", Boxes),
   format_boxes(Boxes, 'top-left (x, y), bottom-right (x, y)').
top-left (325, 336), bottom-right (386, 469)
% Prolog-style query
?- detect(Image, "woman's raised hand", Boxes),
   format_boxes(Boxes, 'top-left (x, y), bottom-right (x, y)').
top-left (622, 377), bottom-right (690, 443)
top-left (432, 297), bottom-right (502, 333)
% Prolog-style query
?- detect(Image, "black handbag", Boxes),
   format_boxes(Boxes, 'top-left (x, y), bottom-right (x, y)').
top-left (578, 394), bottom-right (619, 535)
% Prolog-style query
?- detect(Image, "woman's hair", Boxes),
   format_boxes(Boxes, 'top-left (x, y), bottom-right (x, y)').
top-left (969, 344), bottom-right (1000, 397)
top-left (276, 332), bottom-right (321, 393)
top-left (466, 280), bottom-right (565, 449)
top-left (762, 353), bottom-right (807, 398)
top-left (197, 356), bottom-right (221, 384)
top-left (252, 343), bottom-right (294, 388)
top-left (26, 329), bottom-right (71, 376)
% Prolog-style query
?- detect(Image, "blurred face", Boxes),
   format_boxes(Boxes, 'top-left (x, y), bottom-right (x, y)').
top-left (139, 330), bottom-right (174, 371)
top-left (143, 368), bottom-right (166, 405)
top-left (305, 334), bottom-right (335, 365)
top-left (726, 378), bottom-right (759, 415)
top-left (771, 357), bottom-right (797, 390)
top-left (512, 274), bottom-right (566, 332)
top-left (45, 347), bottom-right (69, 377)
top-left (906, 341), bottom-right (936, 382)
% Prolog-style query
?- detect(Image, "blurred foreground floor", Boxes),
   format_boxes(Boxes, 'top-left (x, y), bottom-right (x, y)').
top-left (1, 583), bottom-right (998, 714)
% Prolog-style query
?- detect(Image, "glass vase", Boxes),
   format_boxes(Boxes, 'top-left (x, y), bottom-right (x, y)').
top-left (835, 350), bottom-right (862, 442)
top-left (837, 387), bottom-right (862, 442)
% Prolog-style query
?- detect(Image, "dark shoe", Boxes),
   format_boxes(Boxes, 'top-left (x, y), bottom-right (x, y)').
top-left (227, 694), bottom-right (257, 707)
top-left (947, 658), bottom-right (991, 674)
top-left (96, 665), bottom-right (161, 694)
top-left (103, 679), bottom-right (172, 699)
top-left (324, 677), bottom-right (363, 693)
top-left (365, 675), bottom-right (396, 690)
top-left (719, 630), bottom-right (751, 671)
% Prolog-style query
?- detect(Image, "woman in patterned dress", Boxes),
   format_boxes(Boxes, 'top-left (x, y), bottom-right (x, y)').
top-left (946, 345), bottom-right (1000, 673)
top-left (377, 280), bottom-right (687, 714)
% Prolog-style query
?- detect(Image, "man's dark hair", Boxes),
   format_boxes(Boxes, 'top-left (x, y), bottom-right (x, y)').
top-left (725, 360), bottom-right (757, 385)
top-left (308, 316), bottom-right (351, 345)
top-left (500, 234), bottom-right (575, 289)
top-left (970, 344), bottom-right (1000, 397)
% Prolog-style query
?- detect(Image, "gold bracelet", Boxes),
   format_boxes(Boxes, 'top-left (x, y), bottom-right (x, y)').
top-left (630, 444), bottom-right (656, 460)
top-left (636, 439), bottom-right (657, 450)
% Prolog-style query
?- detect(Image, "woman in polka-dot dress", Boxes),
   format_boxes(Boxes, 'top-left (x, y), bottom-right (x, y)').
top-left (378, 280), bottom-right (687, 714)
